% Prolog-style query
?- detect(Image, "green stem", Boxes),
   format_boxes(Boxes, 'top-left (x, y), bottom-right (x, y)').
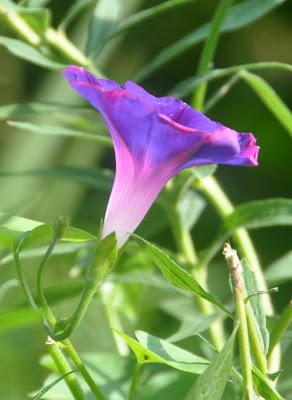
top-left (63, 339), bottom-right (106, 400)
top-left (35, 236), bottom-right (106, 399)
top-left (0, 4), bottom-right (41, 45)
top-left (0, 4), bottom-right (103, 75)
top-left (223, 243), bottom-right (254, 400)
top-left (246, 306), bottom-right (268, 374)
top-left (192, 0), bottom-right (234, 109)
top-left (128, 362), bottom-right (142, 400)
top-left (13, 252), bottom-right (38, 309)
top-left (267, 300), bottom-right (292, 366)
top-left (47, 339), bottom-right (86, 400)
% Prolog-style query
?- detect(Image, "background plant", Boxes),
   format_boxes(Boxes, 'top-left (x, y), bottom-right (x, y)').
top-left (0, 0), bottom-right (291, 399)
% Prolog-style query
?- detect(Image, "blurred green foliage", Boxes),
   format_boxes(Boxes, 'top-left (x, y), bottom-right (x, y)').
top-left (0, 0), bottom-right (291, 399)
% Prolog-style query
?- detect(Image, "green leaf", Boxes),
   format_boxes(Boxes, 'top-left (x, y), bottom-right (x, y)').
top-left (224, 198), bottom-right (292, 231)
top-left (138, 0), bottom-right (286, 80)
top-left (243, 260), bottom-right (269, 354)
top-left (20, 224), bottom-right (96, 250)
top-left (265, 251), bottom-right (292, 285)
top-left (0, 215), bottom-right (96, 251)
top-left (18, 7), bottom-right (52, 35)
top-left (7, 120), bottom-right (112, 146)
top-left (86, 0), bottom-right (120, 55)
top-left (240, 70), bottom-right (292, 138)
top-left (252, 366), bottom-right (285, 400)
top-left (0, 165), bottom-right (113, 191)
top-left (99, 0), bottom-right (193, 45)
top-left (0, 307), bottom-right (41, 333)
top-left (0, 102), bottom-right (90, 121)
top-left (90, 232), bottom-right (118, 284)
top-left (133, 235), bottom-right (230, 315)
top-left (0, 36), bottom-right (65, 69)
top-left (114, 329), bottom-right (209, 374)
top-left (184, 326), bottom-right (238, 400)
top-left (32, 371), bottom-right (75, 400)
top-left (59, 0), bottom-right (93, 30)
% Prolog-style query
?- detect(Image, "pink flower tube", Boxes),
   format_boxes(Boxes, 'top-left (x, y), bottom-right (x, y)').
top-left (64, 66), bottom-right (259, 247)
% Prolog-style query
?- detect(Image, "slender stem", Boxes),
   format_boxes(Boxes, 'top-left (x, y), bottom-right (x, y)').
top-left (35, 235), bottom-right (107, 399)
top-left (47, 338), bottom-right (86, 400)
top-left (223, 243), bottom-right (254, 400)
top-left (128, 362), bottom-right (142, 400)
top-left (0, 4), bottom-right (41, 45)
top-left (63, 339), bottom-right (106, 400)
top-left (36, 238), bottom-right (58, 326)
top-left (192, 0), bottom-right (234, 109)
top-left (267, 300), bottom-right (292, 366)
top-left (13, 252), bottom-right (38, 309)
top-left (0, 3), bottom-right (103, 75)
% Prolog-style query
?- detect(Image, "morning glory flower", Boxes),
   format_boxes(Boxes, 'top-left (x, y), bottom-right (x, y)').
top-left (64, 66), bottom-right (259, 247)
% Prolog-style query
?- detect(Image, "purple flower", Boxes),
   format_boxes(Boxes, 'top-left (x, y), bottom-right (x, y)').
top-left (63, 66), bottom-right (259, 247)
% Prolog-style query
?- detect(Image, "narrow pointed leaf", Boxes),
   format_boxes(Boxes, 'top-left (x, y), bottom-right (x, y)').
top-left (138, 0), bottom-right (286, 80)
top-left (184, 326), bottom-right (238, 400)
top-left (240, 70), bottom-right (292, 138)
top-left (32, 371), bottom-right (75, 400)
top-left (133, 235), bottom-right (230, 315)
top-left (223, 198), bottom-right (292, 231)
top-left (0, 37), bottom-right (65, 69)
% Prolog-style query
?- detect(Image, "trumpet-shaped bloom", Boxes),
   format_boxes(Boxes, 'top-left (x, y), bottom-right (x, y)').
top-left (64, 66), bottom-right (259, 247)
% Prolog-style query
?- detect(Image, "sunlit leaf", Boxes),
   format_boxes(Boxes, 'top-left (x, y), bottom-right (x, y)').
top-left (114, 329), bottom-right (209, 374)
top-left (0, 37), bottom-right (65, 69)
top-left (185, 326), bottom-right (238, 400)
top-left (138, 0), bottom-right (286, 80)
